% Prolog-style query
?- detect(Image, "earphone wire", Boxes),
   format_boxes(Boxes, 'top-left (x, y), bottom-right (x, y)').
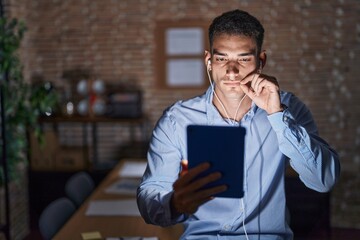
top-left (206, 64), bottom-right (246, 126)
top-left (207, 61), bottom-right (252, 240)
top-left (241, 198), bottom-right (249, 240)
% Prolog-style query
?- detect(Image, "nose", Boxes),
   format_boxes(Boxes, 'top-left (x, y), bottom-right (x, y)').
top-left (226, 61), bottom-right (239, 80)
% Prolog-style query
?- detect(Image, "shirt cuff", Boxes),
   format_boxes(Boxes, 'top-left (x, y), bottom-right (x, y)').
top-left (267, 111), bottom-right (288, 132)
top-left (163, 191), bottom-right (187, 224)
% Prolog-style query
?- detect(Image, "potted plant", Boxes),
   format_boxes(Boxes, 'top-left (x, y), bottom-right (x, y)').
top-left (0, 17), bottom-right (58, 183)
top-left (0, 16), bottom-right (59, 239)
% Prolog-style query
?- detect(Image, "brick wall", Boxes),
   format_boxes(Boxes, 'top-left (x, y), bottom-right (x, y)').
top-left (6, 0), bottom-right (360, 230)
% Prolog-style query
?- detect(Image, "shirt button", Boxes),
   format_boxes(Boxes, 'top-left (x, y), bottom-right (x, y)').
top-left (283, 116), bottom-right (288, 121)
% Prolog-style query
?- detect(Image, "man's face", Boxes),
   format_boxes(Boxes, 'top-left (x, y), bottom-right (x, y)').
top-left (208, 34), bottom-right (258, 99)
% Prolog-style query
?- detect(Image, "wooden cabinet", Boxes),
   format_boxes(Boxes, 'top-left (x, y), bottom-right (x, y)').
top-left (31, 115), bottom-right (150, 171)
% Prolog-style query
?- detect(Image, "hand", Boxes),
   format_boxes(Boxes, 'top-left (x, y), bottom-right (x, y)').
top-left (171, 160), bottom-right (227, 216)
top-left (240, 73), bottom-right (283, 114)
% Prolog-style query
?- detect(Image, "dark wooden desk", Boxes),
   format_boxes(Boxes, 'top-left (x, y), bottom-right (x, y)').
top-left (53, 159), bottom-right (183, 240)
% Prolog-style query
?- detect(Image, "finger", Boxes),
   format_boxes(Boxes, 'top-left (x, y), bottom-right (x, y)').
top-left (251, 74), bottom-right (262, 95)
top-left (240, 72), bottom-right (255, 85)
top-left (255, 79), bottom-right (266, 96)
top-left (173, 171), bottom-right (222, 197)
top-left (240, 67), bottom-right (258, 84)
top-left (173, 170), bottom-right (222, 204)
top-left (179, 184), bottom-right (227, 214)
top-left (240, 83), bottom-right (256, 100)
top-left (180, 159), bottom-right (188, 177)
top-left (183, 171), bottom-right (222, 193)
top-left (173, 162), bottom-right (210, 188)
top-left (179, 185), bottom-right (227, 206)
top-left (256, 77), bottom-right (279, 95)
top-left (195, 184), bottom-right (228, 200)
top-left (181, 162), bottom-right (210, 184)
top-left (191, 185), bottom-right (227, 206)
top-left (256, 79), bottom-right (269, 95)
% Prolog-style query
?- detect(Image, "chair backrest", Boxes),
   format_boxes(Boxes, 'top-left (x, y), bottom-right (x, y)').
top-left (65, 171), bottom-right (95, 207)
top-left (39, 197), bottom-right (76, 240)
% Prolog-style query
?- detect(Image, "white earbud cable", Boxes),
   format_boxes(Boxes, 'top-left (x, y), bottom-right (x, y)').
top-left (207, 63), bottom-right (251, 239)
top-left (241, 198), bottom-right (249, 240)
top-left (206, 67), bottom-right (246, 126)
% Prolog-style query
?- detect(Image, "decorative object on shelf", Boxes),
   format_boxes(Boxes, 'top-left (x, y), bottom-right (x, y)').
top-left (61, 68), bottom-right (90, 116)
top-left (76, 78), bottom-right (106, 116)
top-left (76, 98), bottom-right (88, 116)
top-left (65, 101), bottom-right (75, 115)
top-left (61, 69), bottom-right (107, 117)
top-left (105, 88), bottom-right (142, 118)
top-left (61, 83), bottom-right (75, 116)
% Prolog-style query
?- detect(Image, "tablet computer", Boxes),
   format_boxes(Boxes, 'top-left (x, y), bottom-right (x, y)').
top-left (187, 125), bottom-right (246, 198)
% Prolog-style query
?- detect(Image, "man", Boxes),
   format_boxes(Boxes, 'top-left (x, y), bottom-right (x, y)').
top-left (137, 9), bottom-right (340, 240)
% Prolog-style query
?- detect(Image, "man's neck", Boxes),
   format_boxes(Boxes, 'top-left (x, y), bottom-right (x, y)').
top-left (213, 93), bottom-right (251, 121)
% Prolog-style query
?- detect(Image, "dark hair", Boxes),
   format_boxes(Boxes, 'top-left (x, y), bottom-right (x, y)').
top-left (209, 9), bottom-right (264, 53)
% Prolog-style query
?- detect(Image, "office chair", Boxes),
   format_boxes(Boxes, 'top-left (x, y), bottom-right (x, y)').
top-left (65, 171), bottom-right (95, 207)
top-left (38, 197), bottom-right (76, 240)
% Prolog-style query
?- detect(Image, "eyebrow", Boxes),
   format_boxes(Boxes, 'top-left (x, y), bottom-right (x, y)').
top-left (212, 49), bottom-right (256, 56)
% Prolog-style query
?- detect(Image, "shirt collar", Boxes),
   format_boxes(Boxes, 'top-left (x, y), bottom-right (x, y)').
top-left (205, 86), bottom-right (258, 124)
top-left (205, 86), bottom-right (220, 125)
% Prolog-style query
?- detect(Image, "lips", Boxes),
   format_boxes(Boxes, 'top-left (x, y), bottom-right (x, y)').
top-left (223, 80), bottom-right (241, 86)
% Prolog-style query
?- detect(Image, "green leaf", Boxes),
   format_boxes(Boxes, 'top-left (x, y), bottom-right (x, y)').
top-left (0, 17), bottom-right (58, 183)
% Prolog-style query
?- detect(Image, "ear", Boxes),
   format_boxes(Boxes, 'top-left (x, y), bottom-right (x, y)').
top-left (259, 50), bottom-right (267, 69)
top-left (204, 50), bottom-right (211, 71)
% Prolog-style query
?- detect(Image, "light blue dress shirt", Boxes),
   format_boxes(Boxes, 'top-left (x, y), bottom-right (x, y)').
top-left (137, 87), bottom-right (340, 240)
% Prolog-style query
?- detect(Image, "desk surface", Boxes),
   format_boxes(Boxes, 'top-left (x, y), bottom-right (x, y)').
top-left (53, 160), bottom-right (183, 240)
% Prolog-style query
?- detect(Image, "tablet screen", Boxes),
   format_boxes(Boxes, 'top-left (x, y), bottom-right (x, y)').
top-left (187, 125), bottom-right (246, 198)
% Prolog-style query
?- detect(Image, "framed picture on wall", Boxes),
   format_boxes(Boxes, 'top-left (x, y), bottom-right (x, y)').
top-left (155, 20), bottom-right (210, 89)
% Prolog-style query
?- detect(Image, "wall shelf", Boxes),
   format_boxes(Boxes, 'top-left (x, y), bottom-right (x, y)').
top-left (32, 115), bottom-right (150, 171)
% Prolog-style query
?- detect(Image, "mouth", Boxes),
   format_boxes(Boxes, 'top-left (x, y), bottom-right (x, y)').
top-left (223, 80), bottom-right (241, 86)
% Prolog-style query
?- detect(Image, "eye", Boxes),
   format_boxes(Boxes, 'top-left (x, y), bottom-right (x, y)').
top-left (215, 57), bottom-right (228, 62)
top-left (238, 58), bottom-right (252, 62)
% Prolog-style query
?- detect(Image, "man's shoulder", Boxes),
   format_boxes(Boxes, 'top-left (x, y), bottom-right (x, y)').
top-left (280, 91), bottom-right (302, 107)
top-left (167, 93), bottom-right (207, 113)
top-left (158, 93), bottom-right (207, 129)
top-left (280, 90), bottom-right (293, 100)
